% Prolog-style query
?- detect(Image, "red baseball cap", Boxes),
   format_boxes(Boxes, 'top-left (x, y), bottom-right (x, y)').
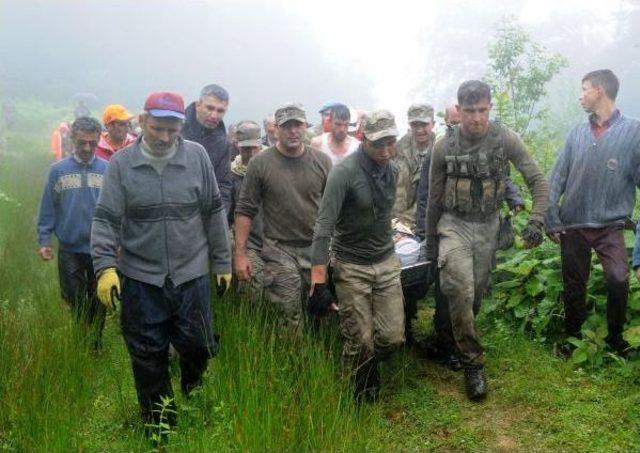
top-left (143, 92), bottom-right (185, 120)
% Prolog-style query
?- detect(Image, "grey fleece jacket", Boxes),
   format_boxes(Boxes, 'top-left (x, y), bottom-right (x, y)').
top-left (91, 136), bottom-right (231, 287)
top-left (546, 114), bottom-right (640, 233)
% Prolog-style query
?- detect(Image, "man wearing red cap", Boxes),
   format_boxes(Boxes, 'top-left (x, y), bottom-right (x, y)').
top-left (91, 91), bottom-right (232, 432)
top-left (95, 104), bottom-right (136, 161)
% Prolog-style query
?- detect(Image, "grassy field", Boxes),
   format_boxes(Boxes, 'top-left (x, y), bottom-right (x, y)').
top-left (0, 101), bottom-right (639, 451)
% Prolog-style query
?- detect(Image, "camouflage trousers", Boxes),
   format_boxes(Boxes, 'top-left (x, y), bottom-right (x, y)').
top-left (333, 254), bottom-right (405, 372)
top-left (262, 238), bottom-right (311, 330)
top-left (437, 212), bottom-right (499, 367)
top-left (236, 248), bottom-right (264, 303)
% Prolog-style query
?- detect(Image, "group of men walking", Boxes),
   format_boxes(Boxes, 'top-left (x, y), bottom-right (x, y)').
top-left (36, 68), bottom-right (640, 435)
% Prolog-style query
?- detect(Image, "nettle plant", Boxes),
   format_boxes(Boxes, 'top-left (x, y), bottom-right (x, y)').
top-left (488, 232), bottom-right (640, 368)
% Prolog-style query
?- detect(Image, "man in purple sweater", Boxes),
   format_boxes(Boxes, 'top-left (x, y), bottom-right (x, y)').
top-left (546, 69), bottom-right (640, 356)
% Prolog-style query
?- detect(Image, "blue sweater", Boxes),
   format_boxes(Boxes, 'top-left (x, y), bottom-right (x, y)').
top-left (37, 156), bottom-right (108, 253)
top-left (546, 113), bottom-right (640, 233)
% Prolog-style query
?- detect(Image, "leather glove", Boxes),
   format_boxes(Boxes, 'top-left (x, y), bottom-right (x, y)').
top-left (97, 267), bottom-right (120, 310)
top-left (425, 235), bottom-right (439, 261)
top-left (522, 220), bottom-right (544, 248)
top-left (308, 283), bottom-right (335, 317)
top-left (216, 273), bottom-right (232, 297)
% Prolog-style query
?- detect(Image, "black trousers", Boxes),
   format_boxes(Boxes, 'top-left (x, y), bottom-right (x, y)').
top-left (57, 250), bottom-right (106, 345)
top-left (560, 227), bottom-right (628, 341)
top-left (120, 275), bottom-right (217, 423)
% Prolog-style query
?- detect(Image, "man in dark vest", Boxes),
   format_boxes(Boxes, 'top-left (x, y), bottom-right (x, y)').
top-left (425, 80), bottom-right (548, 400)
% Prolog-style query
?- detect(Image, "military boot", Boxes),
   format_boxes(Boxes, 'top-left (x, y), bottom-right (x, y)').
top-left (464, 365), bottom-right (487, 401)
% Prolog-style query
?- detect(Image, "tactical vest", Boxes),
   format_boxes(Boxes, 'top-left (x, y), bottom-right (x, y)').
top-left (443, 123), bottom-right (508, 216)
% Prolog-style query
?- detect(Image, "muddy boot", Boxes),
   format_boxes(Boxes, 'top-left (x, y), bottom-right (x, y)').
top-left (464, 365), bottom-right (487, 401)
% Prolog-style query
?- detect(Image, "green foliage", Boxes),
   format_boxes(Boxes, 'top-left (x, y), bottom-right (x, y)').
top-left (486, 17), bottom-right (568, 139)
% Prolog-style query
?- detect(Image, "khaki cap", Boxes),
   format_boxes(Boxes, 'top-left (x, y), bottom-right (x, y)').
top-left (236, 122), bottom-right (262, 147)
top-left (363, 109), bottom-right (398, 141)
top-left (275, 103), bottom-right (307, 126)
top-left (407, 103), bottom-right (434, 123)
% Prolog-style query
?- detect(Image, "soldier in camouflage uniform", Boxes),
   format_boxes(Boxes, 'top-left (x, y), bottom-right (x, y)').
top-left (228, 121), bottom-right (264, 303)
top-left (311, 110), bottom-right (405, 402)
top-left (425, 80), bottom-right (548, 400)
top-left (235, 104), bottom-right (332, 331)
top-left (393, 103), bottom-right (436, 231)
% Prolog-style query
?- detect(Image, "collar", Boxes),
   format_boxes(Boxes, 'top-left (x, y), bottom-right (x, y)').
top-left (73, 154), bottom-right (95, 165)
top-left (589, 109), bottom-right (621, 128)
top-left (186, 102), bottom-right (226, 136)
top-left (130, 136), bottom-right (188, 168)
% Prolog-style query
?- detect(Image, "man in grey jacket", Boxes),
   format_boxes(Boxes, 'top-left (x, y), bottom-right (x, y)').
top-left (91, 91), bottom-right (232, 431)
top-left (546, 69), bottom-right (640, 356)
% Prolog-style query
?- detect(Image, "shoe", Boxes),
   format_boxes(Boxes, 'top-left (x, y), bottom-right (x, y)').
top-left (606, 335), bottom-right (631, 357)
top-left (418, 338), bottom-right (462, 372)
top-left (443, 352), bottom-right (462, 372)
top-left (464, 365), bottom-right (487, 401)
top-left (554, 342), bottom-right (576, 359)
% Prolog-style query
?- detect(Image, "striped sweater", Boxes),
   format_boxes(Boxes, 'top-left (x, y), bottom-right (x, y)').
top-left (545, 113), bottom-right (640, 232)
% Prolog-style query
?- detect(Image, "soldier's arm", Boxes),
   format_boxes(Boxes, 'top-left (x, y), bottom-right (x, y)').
top-left (425, 140), bottom-right (447, 239)
top-left (392, 160), bottom-right (410, 221)
top-left (310, 165), bottom-right (349, 284)
top-left (91, 160), bottom-right (125, 274)
top-left (504, 130), bottom-right (549, 225)
top-left (233, 159), bottom-right (262, 279)
top-left (415, 154), bottom-right (431, 238)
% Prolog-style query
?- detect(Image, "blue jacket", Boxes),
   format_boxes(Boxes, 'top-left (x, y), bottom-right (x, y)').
top-left (37, 156), bottom-right (108, 253)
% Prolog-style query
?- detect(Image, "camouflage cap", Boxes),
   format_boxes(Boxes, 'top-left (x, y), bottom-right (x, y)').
top-left (362, 109), bottom-right (398, 141)
top-left (407, 103), bottom-right (434, 124)
top-left (236, 121), bottom-right (262, 147)
top-left (274, 103), bottom-right (307, 126)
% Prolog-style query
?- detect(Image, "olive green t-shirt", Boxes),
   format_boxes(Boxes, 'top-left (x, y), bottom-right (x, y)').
top-left (311, 149), bottom-right (398, 266)
top-left (235, 145), bottom-right (332, 247)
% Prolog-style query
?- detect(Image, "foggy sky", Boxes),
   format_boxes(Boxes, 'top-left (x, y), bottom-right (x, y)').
top-left (1, 0), bottom-right (638, 129)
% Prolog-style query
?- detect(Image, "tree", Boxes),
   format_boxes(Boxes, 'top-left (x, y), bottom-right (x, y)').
top-left (486, 17), bottom-right (567, 139)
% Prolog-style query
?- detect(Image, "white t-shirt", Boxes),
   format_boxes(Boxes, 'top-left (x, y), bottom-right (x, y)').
top-left (317, 133), bottom-right (360, 165)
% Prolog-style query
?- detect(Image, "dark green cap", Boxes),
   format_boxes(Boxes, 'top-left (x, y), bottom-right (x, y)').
top-left (275, 103), bottom-right (307, 126)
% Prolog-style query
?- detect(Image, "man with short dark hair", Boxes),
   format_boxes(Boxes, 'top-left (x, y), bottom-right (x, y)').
top-left (546, 69), bottom-right (640, 356)
top-left (308, 101), bottom-right (338, 138)
top-left (91, 91), bottom-right (232, 431)
top-left (235, 104), bottom-right (332, 330)
top-left (426, 80), bottom-right (548, 400)
top-left (38, 116), bottom-right (107, 347)
top-left (311, 103), bottom-right (360, 164)
top-left (311, 110), bottom-right (405, 402)
top-left (183, 84), bottom-right (232, 211)
top-left (95, 104), bottom-right (136, 161)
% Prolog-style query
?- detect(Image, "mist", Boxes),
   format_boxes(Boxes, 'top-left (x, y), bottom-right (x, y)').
top-left (1, 0), bottom-right (639, 129)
